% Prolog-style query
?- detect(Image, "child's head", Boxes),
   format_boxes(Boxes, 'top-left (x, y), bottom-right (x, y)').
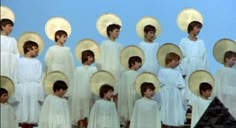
top-left (128, 56), bottom-right (142, 70)
top-left (140, 82), bottom-right (155, 98)
top-left (99, 84), bottom-right (114, 100)
top-left (0, 88), bottom-right (8, 103)
top-left (23, 40), bottom-right (39, 57)
top-left (187, 21), bottom-right (202, 34)
top-left (224, 51), bottom-right (236, 67)
top-left (199, 82), bottom-right (212, 98)
top-left (106, 24), bottom-right (121, 39)
top-left (144, 25), bottom-right (156, 42)
top-left (53, 80), bottom-right (68, 97)
top-left (54, 30), bottom-right (68, 43)
top-left (81, 50), bottom-right (95, 64)
top-left (0, 19), bottom-right (14, 34)
top-left (165, 52), bottom-right (180, 68)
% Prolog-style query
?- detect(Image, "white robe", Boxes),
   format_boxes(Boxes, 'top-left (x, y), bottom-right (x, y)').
top-left (189, 95), bottom-right (211, 128)
top-left (158, 68), bottom-right (186, 126)
top-left (130, 98), bottom-right (161, 128)
top-left (96, 40), bottom-right (123, 93)
top-left (138, 41), bottom-right (160, 76)
top-left (118, 70), bottom-right (140, 122)
top-left (178, 38), bottom-right (209, 101)
top-left (88, 99), bottom-right (120, 128)
top-left (70, 65), bottom-right (97, 125)
top-left (1, 103), bottom-right (18, 128)
top-left (14, 57), bottom-right (45, 123)
top-left (0, 35), bottom-right (20, 81)
top-left (38, 95), bottom-right (71, 128)
top-left (215, 67), bottom-right (236, 118)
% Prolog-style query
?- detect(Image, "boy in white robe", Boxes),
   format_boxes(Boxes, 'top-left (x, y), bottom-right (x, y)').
top-left (0, 19), bottom-right (20, 80)
top-left (189, 82), bottom-right (213, 128)
top-left (45, 30), bottom-right (74, 96)
top-left (70, 50), bottom-right (97, 128)
top-left (96, 24), bottom-right (123, 104)
top-left (38, 80), bottom-right (71, 128)
top-left (130, 82), bottom-right (161, 128)
top-left (118, 56), bottom-right (142, 127)
top-left (14, 41), bottom-right (45, 128)
top-left (138, 25), bottom-right (160, 76)
top-left (0, 88), bottom-right (18, 128)
top-left (215, 51), bottom-right (236, 118)
top-left (88, 84), bottom-right (120, 128)
top-left (158, 52), bottom-right (186, 127)
top-left (178, 21), bottom-right (209, 101)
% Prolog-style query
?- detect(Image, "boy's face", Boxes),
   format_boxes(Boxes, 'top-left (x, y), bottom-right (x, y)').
top-left (56, 34), bottom-right (67, 44)
top-left (201, 89), bottom-right (212, 99)
top-left (28, 46), bottom-right (39, 57)
top-left (170, 59), bottom-right (180, 68)
top-left (132, 62), bottom-right (142, 70)
top-left (104, 90), bottom-right (114, 100)
top-left (144, 31), bottom-right (156, 42)
top-left (1, 24), bottom-right (13, 35)
top-left (192, 26), bottom-right (201, 35)
top-left (0, 93), bottom-right (8, 103)
top-left (57, 89), bottom-right (67, 97)
top-left (87, 56), bottom-right (94, 65)
top-left (109, 29), bottom-right (120, 39)
top-left (144, 88), bottom-right (155, 99)
top-left (226, 57), bottom-right (236, 67)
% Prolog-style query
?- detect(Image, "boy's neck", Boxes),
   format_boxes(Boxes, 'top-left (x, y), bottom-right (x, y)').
top-left (188, 34), bottom-right (197, 41)
top-left (200, 95), bottom-right (208, 100)
top-left (24, 53), bottom-right (34, 58)
top-left (1, 31), bottom-right (9, 36)
top-left (129, 67), bottom-right (136, 71)
top-left (224, 63), bottom-right (232, 68)
top-left (56, 42), bottom-right (64, 46)
top-left (144, 38), bottom-right (153, 43)
top-left (109, 37), bottom-right (116, 41)
top-left (102, 97), bottom-right (110, 101)
top-left (83, 62), bottom-right (91, 66)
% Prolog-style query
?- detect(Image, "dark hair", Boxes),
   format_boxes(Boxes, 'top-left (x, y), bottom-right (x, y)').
top-left (165, 52), bottom-right (180, 65)
top-left (81, 50), bottom-right (95, 64)
top-left (140, 82), bottom-right (155, 96)
top-left (106, 24), bottom-right (121, 37)
top-left (144, 25), bottom-right (156, 34)
top-left (99, 84), bottom-right (114, 98)
top-left (0, 19), bottom-right (14, 31)
top-left (199, 82), bottom-right (212, 95)
top-left (224, 51), bottom-right (236, 63)
top-left (187, 21), bottom-right (202, 34)
top-left (128, 56), bottom-right (142, 68)
top-left (53, 80), bottom-right (68, 92)
top-left (54, 30), bottom-right (68, 42)
top-left (23, 40), bottom-right (39, 54)
top-left (0, 88), bottom-right (8, 96)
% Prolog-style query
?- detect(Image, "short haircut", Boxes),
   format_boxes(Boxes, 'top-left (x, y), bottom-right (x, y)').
top-left (199, 82), bottom-right (212, 95)
top-left (53, 80), bottom-right (68, 92)
top-left (0, 88), bottom-right (8, 97)
top-left (0, 19), bottom-right (14, 31)
top-left (224, 51), bottom-right (236, 63)
top-left (106, 24), bottom-right (121, 37)
top-left (144, 25), bottom-right (156, 34)
top-left (54, 30), bottom-right (68, 42)
top-left (81, 50), bottom-right (95, 64)
top-left (128, 56), bottom-right (142, 68)
top-left (187, 21), bottom-right (202, 34)
top-left (99, 84), bottom-right (114, 98)
top-left (140, 82), bottom-right (155, 96)
top-left (165, 52), bottom-right (180, 65)
top-left (23, 40), bottom-right (39, 54)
